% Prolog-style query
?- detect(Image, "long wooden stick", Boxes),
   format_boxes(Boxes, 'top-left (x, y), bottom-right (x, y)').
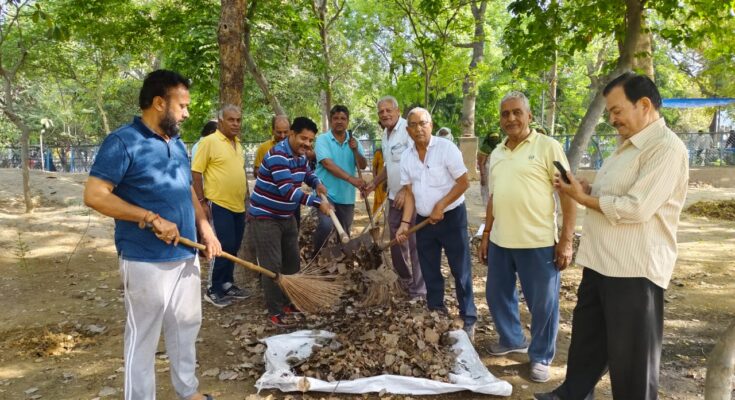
top-left (320, 193), bottom-right (349, 243)
top-left (381, 218), bottom-right (431, 250)
top-left (178, 237), bottom-right (277, 279)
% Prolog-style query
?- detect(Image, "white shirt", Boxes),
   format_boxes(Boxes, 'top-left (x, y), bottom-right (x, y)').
top-left (382, 117), bottom-right (414, 199)
top-left (400, 136), bottom-right (467, 217)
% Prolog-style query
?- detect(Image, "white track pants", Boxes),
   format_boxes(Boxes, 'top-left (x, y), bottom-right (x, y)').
top-left (120, 257), bottom-right (202, 400)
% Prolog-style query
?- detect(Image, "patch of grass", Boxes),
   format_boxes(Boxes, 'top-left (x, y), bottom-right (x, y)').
top-left (14, 231), bottom-right (29, 268)
top-left (685, 200), bottom-right (735, 221)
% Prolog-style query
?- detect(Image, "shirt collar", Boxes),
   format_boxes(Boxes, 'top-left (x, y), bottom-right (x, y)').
top-left (500, 129), bottom-right (538, 150)
top-left (326, 129), bottom-right (351, 144)
top-left (385, 118), bottom-right (406, 137)
top-left (278, 137), bottom-right (296, 157)
top-left (132, 116), bottom-right (180, 141)
top-left (628, 118), bottom-right (666, 149)
top-left (214, 129), bottom-right (241, 144)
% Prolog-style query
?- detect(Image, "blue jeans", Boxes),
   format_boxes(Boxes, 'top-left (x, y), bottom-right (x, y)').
top-left (415, 203), bottom-right (477, 326)
top-left (486, 242), bottom-right (560, 365)
top-left (313, 201), bottom-right (354, 253)
top-left (209, 202), bottom-right (245, 296)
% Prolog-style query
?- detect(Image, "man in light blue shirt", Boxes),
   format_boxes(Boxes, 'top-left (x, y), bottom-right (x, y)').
top-left (313, 104), bottom-right (367, 252)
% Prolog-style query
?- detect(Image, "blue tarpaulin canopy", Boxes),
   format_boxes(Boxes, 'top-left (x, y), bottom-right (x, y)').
top-left (662, 98), bottom-right (735, 108)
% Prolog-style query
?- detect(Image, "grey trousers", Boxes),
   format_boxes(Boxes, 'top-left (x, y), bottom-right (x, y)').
top-left (388, 199), bottom-right (426, 298)
top-left (120, 257), bottom-right (202, 400)
top-left (251, 217), bottom-right (300, 316)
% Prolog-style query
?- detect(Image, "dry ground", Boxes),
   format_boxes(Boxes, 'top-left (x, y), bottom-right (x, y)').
top-left (0, 169), bottom-right (733, 400)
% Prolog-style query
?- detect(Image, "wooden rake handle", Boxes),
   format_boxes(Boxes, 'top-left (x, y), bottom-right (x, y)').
top-left (381, 218), bottom-right (431, 250)
top-left (177, 236), bottom-right (277, 279)
top-left (355, 164), bottom-right (375, 228)
top-left (320, 193), bottom-right (349, 244)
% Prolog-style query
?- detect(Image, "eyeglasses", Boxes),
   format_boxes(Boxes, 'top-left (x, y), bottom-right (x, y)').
top-left (407, 120), bottom-right (431, 128)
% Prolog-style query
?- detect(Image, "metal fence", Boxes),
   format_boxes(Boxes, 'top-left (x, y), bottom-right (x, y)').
top-left (1, 132), bottom-right (733, 173)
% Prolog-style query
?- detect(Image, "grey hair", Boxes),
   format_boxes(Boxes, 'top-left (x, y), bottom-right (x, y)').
top-left (500, 91), bottom-right (531, 113)
top-left (377, 95), bottom-right (399, 110)
top-left (437, 127), bottom-right (451, 136)
top-left (217, 104), bottom-right (241, 120)
top-left (406, 107), bottom-right (432, 124)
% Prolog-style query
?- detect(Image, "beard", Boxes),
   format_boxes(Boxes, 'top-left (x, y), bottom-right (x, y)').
top-left (159, 108), bottom-right (180, 137)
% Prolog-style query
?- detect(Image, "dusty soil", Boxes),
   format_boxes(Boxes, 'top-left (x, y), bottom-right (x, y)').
top-left (0, 168), bottom-right (733, 400)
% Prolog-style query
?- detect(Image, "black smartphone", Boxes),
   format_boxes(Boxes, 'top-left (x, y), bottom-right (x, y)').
top-left (553, 161), bottom-right (571, 184)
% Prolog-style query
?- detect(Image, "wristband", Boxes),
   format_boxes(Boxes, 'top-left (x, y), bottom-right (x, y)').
top-left (401, 220), bottom-right (410, 224)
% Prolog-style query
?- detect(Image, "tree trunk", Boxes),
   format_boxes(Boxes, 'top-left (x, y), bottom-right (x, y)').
top-left (95, 93), bottom-right (110, 134)
top-left (218, 0), bottom-right (247, 108)
top-left (312, 0), bottom-right (334, 131)
top-left (20, 125), bottom-right (32, 212)
top-left (705, 320), bottom-right (735, 399)
top-left (545, 51), bottom-right (558, 135)
top-left (566, 0), bottom-right (644, 171)
top-left (243, 0), bottom-right (284, 115)
top-left (629, 12), bottom-right (654, 80)
top-left (459, 1), bottom-right (487, 139)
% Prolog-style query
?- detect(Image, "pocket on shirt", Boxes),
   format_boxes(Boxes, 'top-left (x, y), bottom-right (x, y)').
top-left (390, 143), bottom-right (407, 162)
top-left (427, 169), bottom-right (446, 187)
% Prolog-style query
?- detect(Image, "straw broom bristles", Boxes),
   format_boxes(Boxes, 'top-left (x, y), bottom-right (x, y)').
top-left (177, 237), bottom-right (344, 313)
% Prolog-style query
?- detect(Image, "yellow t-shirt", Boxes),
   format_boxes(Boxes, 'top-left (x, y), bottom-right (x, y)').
top-left (253, 139), bottom-right (278, 174)
top-left (488, 130), bottom-right (569, 248)
top-left (191, 130), bottom-right (247, 213)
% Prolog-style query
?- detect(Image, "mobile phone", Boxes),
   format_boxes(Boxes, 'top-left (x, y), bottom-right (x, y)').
top-left (553, 161), bottom-right (571, 184)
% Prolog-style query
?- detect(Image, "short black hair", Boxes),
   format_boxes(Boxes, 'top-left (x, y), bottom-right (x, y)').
top-left (139, 69), bottom-right (190, 110)
top-left (200, 120), bottom-right (217, 137)
top-left (329, 104), bottom-right (350, 118)
top-left (291, 116), bottom-right (318, 135)
top-left (603, 72), bottom-right (662, 110)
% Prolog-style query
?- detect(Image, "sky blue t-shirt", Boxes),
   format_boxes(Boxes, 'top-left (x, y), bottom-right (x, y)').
top-left (89, 117), bottom-right (197, 262)
top-left (315, 130), bottom-right (365, 205)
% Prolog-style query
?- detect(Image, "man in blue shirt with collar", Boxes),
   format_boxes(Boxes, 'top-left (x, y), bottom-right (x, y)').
top-left (84, 70), bottom-right (220, 400)
top-left (313, 105), bottom-right (367, 252)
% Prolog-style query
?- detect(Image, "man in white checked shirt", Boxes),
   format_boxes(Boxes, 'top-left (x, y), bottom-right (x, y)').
top-left (536, 73), bottom-right (689, 400)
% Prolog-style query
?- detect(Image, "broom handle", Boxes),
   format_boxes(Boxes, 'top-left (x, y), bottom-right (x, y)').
top-left (177, 237), bottom-right (278, 279)
top-left (382, 218), bottom-right (431, 249)
top-left (320, 193), bottom-right (349, 244)
top-left (355, 163), bottom-right (375, 228)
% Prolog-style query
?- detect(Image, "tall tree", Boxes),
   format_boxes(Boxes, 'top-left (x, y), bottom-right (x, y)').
top-left (218, 0), bottom-right (246, 108)
top-left (457, 0), bottom-right (487, 139)
top-left (310, 0), bottom-right (346, 131)
top-left (243, 0), bottom-right (285, 115)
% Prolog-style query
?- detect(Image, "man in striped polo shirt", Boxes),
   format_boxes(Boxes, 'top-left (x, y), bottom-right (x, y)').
top-left (537, 73), bottom-right (689, 400)
top-left (248, 116), bottom-right (331, 327)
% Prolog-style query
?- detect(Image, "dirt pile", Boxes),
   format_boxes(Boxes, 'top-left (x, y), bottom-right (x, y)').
top-left (685, 199), bottom-right (735, 221)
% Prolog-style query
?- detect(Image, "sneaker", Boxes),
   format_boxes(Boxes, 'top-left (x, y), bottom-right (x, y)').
top-left (488, 339), bottom-right (529, 356)
top-left (462, 323), bottom-right (476, 343)
top-left (204, 290), bottom-right (231, 308)
top-left (534, 393), bottom-right (561, 400)
top-left (223, 284), bottom-right (251, 300)
top-left (269, 314), bottom-right (295, 328)
top-left (530, 362), bottom-right (551, 383)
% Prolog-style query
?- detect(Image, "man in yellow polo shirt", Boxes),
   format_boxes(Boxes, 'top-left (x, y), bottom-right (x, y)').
top-left (192, 105), bottom-right (249, 308)
top-left (253, 115), bottom-right (290, 178)
top-left (478, 91), bottom-right (576, 383)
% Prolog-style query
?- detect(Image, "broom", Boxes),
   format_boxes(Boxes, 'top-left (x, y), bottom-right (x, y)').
top-left (177, 237), bottom-right (344, 313)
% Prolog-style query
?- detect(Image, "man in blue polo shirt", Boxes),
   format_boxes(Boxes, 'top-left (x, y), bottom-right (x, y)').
top-left (313, 104), bottom-right (367, 252)
top-left (84, 70), bottom-right (220, 400)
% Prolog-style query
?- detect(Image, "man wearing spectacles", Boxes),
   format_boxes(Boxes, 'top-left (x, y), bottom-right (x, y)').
top-left (395, 107), bottom-right (477, 343)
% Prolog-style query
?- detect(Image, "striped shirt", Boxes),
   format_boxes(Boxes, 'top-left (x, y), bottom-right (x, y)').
top-left (247, 139), bottom-right (322, 219)
top-left (576, 118), bottom-right (689, 289)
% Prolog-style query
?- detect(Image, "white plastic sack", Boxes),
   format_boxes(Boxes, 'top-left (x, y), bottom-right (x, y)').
top-left (255, 329), bottom-right (513, 396)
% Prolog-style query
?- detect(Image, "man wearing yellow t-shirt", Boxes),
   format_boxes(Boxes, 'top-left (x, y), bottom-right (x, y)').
top-left (478, 92), bottom-right (576, 383)
top-left (192, 105), bottom-right (249, 308)
top-left (253, 115), bottom-right (290, 178)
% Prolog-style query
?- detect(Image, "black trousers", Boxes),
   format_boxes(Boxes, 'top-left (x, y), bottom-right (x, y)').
top-left (554, 268), bottom-right (663, 400)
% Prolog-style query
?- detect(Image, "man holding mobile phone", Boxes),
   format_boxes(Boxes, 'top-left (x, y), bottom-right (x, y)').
top-left (478, 91), bottom-right (576, 383)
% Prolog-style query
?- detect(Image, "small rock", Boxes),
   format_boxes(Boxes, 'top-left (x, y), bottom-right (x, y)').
top-left (24, 387), bottom-right (39, 395)
top-left (202, 368), bottom-right (219, 377)
top-left (98, 386), bottom-right (117, 397)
